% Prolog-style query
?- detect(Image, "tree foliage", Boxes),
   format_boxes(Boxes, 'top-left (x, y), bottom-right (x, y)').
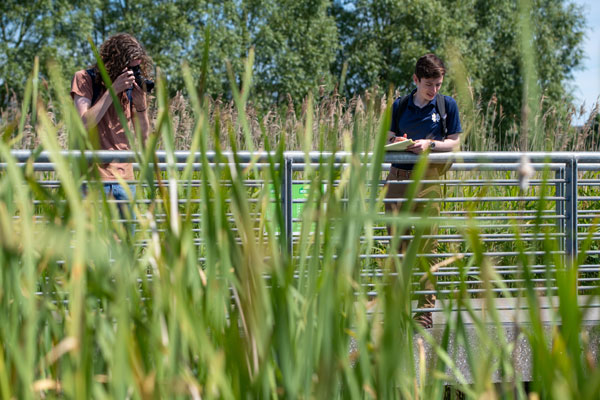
top-left (0, 0), bottom-right (587, 131)
top-left (0, 0), bottom-right (95, 106)
top-left (332, 0), bottom-right (586, 135)
top-left (1, 0), bottom-right (338, 109)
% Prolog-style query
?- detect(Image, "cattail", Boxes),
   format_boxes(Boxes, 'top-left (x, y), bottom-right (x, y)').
top-left (518, 154), bottom-right (534, 191)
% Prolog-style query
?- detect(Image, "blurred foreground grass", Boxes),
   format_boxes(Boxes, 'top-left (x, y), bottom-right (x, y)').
top-left (0, 55), bottom-right (599, 399)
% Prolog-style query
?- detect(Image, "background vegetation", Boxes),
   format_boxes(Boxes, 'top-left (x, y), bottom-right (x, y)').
top-left (1, 1), bottom-right (600, 398)
top-left (0, 53), bottom-right (599, 398)
top-left (0, 0), bottom-right (591, 147)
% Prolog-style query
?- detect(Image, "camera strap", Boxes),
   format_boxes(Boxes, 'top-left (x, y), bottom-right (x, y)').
top-left (86, 68), bottom-right (134, 106)
top-left (126, 87), bottom-right (133, 105)
top-left (85, 68), bottom-right (102, 106)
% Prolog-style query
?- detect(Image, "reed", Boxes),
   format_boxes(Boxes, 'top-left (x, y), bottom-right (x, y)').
top-left (0, 46), bottom-right (599, 400)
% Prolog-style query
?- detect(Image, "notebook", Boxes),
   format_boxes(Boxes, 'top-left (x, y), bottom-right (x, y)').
top-left (384, 139), bottom-right (414, 151)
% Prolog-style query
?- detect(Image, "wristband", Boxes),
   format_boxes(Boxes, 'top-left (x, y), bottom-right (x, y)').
top-left (135, 107), bottom-right (147, 112)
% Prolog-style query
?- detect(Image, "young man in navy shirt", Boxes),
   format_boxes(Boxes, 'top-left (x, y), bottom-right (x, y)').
top-left (385, 53), bottom-right (462, 329)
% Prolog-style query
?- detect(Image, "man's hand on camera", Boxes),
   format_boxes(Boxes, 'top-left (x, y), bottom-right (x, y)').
top-left (113, 70), bottom-right (136, 94)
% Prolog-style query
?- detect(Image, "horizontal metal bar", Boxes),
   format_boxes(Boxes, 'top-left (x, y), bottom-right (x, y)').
top-left (441, 209), bottom-right (556, 215)
top-left (412, 302), bottom-right (600, 314)
top-left (430, 277), bottom-right (600, 286)
top-left (380, 196), bottom-right (565, 203)
top-left (9, 150), bottom-right (600, 164)
top-left (448, 163), bottom-right (564, 172)
top-left (357, 232), bottom-right (563, 241)
top-left (291, 163), bottom-right (567, 172)
top-left (412, 285), bottom-right (600, 295)
top-left (293, 251), bottom-right (565, 261)
top-left (359, 267), bottom-right (600, 279)
top-left (369, 214), bottom-right (563, 221)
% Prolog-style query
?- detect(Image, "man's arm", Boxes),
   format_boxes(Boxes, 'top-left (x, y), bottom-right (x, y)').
top-left (74, 91), bottom-right (113, 129)
top-left (130, 82), bottom-right (150, 144)
top-left (430, 133), bottom-right (460, 152)
top-left (406, 133), bottom-right (460, 154)
top-left (74, 70), bottom-right (136, 129)
top-left (132, 109), bottom-right (150, 144)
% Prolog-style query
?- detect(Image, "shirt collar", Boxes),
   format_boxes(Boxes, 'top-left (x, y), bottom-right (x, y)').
top-left (408, 88), bottom-right (437, 108)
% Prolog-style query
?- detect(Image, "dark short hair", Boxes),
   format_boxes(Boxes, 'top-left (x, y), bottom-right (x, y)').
top-left (415, 54), bottom-right (446, 80)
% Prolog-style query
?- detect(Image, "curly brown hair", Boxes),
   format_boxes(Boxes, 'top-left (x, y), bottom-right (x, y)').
top-left (94, 33), bottom-right (152, 85)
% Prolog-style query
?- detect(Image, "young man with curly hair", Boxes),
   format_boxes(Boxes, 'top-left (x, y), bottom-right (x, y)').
top-left (385, 54), bottom-right (462, 329)
top-left (71, 33), bottom-right (152, 215)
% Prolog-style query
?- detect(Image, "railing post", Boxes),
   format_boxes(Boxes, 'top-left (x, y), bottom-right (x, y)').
top-left (281, 157), bottom-right (293, 256)
top-left (564, 157), bottom-right (578, 262)
top-left (555, 166), bottom-right (565, 255)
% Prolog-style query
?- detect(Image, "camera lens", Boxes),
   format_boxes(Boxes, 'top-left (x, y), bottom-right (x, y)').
top-left (144, 80), bottom-right (155, 92)
top-left (129, 65), bottom-right (153, 92)
top-left (130, 66), bottom-right (142, 87)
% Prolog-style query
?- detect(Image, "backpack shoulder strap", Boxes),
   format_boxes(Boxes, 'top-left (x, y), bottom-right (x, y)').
top-left (391, 94), bottom-right (410, 135)
top-left (435, 93), bottom-right (448, 139)
top-left (85, 68), bottom-right (102, 106)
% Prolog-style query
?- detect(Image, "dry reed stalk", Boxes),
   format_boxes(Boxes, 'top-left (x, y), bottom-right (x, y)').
top-left (2, 89), bottom-right (599, 152)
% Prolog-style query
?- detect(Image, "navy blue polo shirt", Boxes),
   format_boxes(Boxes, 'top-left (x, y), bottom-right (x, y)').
top-left (390, 89), bottom-right (462, 169)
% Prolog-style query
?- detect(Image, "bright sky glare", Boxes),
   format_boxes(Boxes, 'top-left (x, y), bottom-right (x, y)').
top-left (570, 0), bottom-right (600, 124)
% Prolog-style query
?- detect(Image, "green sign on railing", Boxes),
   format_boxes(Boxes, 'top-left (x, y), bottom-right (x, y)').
top-left (267, 183), bottom-right (324, 233)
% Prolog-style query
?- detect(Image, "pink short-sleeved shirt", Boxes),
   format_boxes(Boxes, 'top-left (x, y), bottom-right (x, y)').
top-left (71, 70), bottom-right (134, 181)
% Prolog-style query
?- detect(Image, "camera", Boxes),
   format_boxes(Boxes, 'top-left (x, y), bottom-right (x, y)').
top-left (129, 65), bottom-right (154, 93)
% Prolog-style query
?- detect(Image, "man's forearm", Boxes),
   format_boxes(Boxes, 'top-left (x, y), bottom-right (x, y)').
top-left (134, 110), bottom-right (150, 145)
top-left (431, 134), bottom-right (460, 152)
top-left (81, 92), bottom-right (113, 129)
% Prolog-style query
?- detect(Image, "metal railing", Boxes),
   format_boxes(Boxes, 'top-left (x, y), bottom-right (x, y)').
top-left (8, 150), bottom-right (600, 314)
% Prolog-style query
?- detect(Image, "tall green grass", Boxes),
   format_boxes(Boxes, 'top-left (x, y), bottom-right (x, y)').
top-left (0, 50), bottom-right (599, 399)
